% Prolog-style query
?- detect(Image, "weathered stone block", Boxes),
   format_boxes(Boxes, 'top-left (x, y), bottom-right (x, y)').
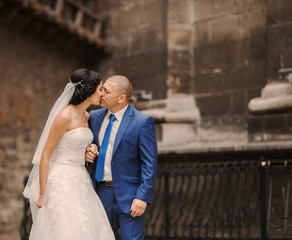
top-left (167, 73), bottom-right (192, 94)
top-left (194, 39), bottom-right (250, 73)
top-left (168, 23), bottom-right (193, 47)
top-left (194, 0), bottom-right (236, 22)
top-left (248, 113), bottom-right (292, 142)
top-left (224, 65), bottom-right (266, 90)
top-left (267, 0), bottom-right (292, 25)
top-left (194, 0), bottom-right (266, 47)
top-left (195, 93), bottom-right (232, 116)
top-left (168, 0), bottom-right (193, 23)
top-left (193, 64), bottom-right (266, 105)
top-left (116, 51), bottom-right (167, 77)
top-left (285, 53), bottom-right (292, 69)
top-left (120, 0), bottom-right (158, 10)
top-left (131, 73), bottom-right (167, 99)
top-left (246, 88), bottom-right (263, 106)
top-left (195, 0), bottom-right (265, 22)
top-left (231, 91), bottom-right (245, 114)
top-left (102, 0), bottom-right (121, 10)
top-left (210, 9), bottom-right (266, 43)
top-left (104, 9), bottom-right (122, 31)
top-left (194, 21), bottom-right (210, 47)
top-left (192, 73), bottom-right (223, 94)
top-left (233, 0), bottom-right (252, 10)
top-left (249, 34), bottom-right (268, 61)
top-left (168, 49), bottom-right (191, 72)
top-left (127, 25), bottom-right (166, 56)
top-left (248, 0), bottom-right (267, 10)
top-left (267, 24), bottom-right (292, 79)
top-left (157, 123), bottom-right (197, 146)
top-left (119, 1), bottom-right (165, 29)
top-left (194, 36), bottom-right (267, 91)
top-left (210, 15), bottom-right (241, 42)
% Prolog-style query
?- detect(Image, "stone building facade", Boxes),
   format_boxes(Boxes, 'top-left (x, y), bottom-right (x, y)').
top-left (98, 0), bottom-right (291, 115)
top-left (0, 0), bottom-right (291, 239)
top-left (97, 0), bottom-right (292, 146)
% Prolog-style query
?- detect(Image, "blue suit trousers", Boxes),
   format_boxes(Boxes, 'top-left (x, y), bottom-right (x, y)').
top-left (96, 182), bottom-right (144, 240)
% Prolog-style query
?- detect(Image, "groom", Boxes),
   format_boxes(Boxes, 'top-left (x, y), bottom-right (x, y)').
top-left (85, 75), bottom-right (157, 239)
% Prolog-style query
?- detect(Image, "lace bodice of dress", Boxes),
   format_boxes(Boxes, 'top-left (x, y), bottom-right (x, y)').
top-left (51, 127), bottom-right (93, 166)
top-left (27, 127), bottom-right (115, 240)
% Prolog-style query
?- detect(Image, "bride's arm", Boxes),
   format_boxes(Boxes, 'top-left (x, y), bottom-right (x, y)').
top-left (37, 109), bottom-right (71, 208)
top-left (85, 112), bottom-right (98, 164)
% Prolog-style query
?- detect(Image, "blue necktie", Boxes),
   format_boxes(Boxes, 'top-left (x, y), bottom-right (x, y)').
top-left (95, 114), bottom-right (117, 182)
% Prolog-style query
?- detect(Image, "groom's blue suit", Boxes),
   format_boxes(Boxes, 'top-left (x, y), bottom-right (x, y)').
top-left (89, 104), bottom-right (157, 239)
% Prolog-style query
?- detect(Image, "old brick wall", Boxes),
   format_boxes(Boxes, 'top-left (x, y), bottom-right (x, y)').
top-left (96, 0), bottom-right (167, 99)
top-left (0, 20), bottom-right (88, 238)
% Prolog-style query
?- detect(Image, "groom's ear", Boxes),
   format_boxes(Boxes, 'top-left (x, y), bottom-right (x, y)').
top-left (118, 94), bottom-right (126, 103)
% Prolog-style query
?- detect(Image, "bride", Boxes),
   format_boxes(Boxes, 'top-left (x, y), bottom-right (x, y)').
top-left (23, 69), bottom-right (115, 240)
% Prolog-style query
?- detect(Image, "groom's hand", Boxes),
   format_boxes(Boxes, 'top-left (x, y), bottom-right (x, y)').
top-left (130, 199), bottom-right (147, 217)
top-left (85, 144), bottom-right (98, 163)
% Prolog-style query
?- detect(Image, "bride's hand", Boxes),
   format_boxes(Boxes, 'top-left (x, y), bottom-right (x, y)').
top-left (85, 144), bottom-right (98, 163)
top-left (36, 195), bottom-right (44, 208)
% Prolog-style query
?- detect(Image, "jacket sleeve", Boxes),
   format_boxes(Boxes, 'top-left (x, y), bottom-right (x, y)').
top-left (135, 116), bottom-right (157, 204)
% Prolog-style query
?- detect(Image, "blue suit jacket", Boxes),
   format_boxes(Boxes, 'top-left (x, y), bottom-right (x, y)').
top-left (89, 104), bottom-right (157, 214)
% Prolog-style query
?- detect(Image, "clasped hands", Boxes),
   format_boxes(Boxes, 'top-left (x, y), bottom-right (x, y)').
top-left (85, 143), bottom-right (98, 163)
top-left (85, 144), bottom-right (147, 217)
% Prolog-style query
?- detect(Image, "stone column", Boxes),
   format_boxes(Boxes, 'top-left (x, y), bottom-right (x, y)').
top-left (138, 0), bottom-right (200, 148)
top-left (167, 0), bottom-right (195, 95)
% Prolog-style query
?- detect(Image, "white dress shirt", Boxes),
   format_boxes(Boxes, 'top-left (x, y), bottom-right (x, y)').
top-left (98, 104), bottom-right (129, 181)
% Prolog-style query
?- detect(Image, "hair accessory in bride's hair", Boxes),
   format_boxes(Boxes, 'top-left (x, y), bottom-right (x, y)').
top-left (70, 79), bottom-right (85, 90)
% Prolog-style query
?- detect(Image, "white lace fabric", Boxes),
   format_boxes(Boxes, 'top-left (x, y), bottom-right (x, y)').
top-left (23, 83), bottom-right (76, 202)
top-left (25, 128), bottom-right (115, 240)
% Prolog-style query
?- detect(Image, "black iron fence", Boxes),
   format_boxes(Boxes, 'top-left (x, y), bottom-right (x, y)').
top-left (20, 150), bottom-right (292, 240)
top-left (144, 150), bottom-right (292, 240)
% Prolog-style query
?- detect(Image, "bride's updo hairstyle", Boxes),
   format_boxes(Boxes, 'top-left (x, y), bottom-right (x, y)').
top-left (69, 68), bottom-right (102, 105)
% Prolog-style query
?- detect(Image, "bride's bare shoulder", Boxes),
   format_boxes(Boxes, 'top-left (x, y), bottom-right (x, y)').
top-left (54, 106), bottom-right (73, 125)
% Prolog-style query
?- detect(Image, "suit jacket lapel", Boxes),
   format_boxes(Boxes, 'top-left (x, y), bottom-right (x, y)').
top-left (92, 108), bottom-right (108, 149)
top-left (112, 105), bottom-right (133, 158)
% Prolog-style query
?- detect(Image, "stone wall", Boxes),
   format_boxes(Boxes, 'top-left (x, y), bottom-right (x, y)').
top-left (0, 19), bottom-right (89, 238)
top-left (167, 0), bottom-right (292, 117)
top-left (266, 0), bottom-right (292, 79)
top-left (96, 0), bottom-right (167, 99)
top-left (97, 0), bottom-right (292, 118)
top-left (192, 0), bottom-right (268, 116)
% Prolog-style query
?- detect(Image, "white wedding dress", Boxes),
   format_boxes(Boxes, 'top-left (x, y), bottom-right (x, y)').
top-left (27, 127), bottom-right (115, 240)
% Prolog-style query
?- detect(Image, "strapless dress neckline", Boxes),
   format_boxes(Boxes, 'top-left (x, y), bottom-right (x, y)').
top-left (64, 127), bottom-right (91, 134)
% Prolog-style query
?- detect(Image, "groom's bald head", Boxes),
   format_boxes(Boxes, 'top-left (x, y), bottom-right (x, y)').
top-left (106, 75), bottom-right (133, 102)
